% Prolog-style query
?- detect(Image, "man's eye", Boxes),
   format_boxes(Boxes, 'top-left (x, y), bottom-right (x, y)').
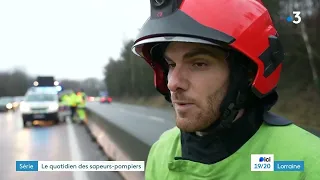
top-left (193, 63), bottom-right (207, 67)
top-left (168, 63), bottom-right (176, 68)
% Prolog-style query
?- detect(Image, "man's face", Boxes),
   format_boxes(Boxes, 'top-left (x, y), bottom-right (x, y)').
top-left (164, 42), bottom-right (230, 132)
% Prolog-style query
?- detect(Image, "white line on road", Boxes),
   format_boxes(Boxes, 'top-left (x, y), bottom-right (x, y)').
top-left (67, 118), bottom-right (89, 180)
top-left (118, 108), bottom-right (166, 123)
top-left (148, 116), bottom-right (166, 123)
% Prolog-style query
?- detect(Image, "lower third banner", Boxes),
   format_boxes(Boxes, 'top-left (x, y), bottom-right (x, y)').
top-left (16, 161), bottom-right (145, 172)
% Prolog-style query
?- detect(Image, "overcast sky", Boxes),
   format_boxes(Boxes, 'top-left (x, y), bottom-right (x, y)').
top-left (0, 0), bottom-right (149, 80)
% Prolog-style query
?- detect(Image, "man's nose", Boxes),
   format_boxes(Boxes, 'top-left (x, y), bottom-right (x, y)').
top-left (167, 66), bottom-right (188, 92)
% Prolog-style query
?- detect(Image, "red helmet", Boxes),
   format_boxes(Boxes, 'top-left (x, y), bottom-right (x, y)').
top-left (132, 0), bottom-right (284, 99)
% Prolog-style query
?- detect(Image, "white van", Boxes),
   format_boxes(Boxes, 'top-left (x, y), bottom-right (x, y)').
top-left (20, 91), bottom-right (62, 127)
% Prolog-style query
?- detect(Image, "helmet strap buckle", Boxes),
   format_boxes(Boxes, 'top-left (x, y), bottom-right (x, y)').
top-left (219, 90), bottom-right (246, 129)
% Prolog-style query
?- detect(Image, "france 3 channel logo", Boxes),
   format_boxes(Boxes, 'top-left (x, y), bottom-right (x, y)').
top-left (251, 154), bottom-right (274, 171)
top-left (286, 11), bottom-right (302, 24)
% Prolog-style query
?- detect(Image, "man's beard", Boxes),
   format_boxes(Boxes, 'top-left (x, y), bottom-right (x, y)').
top-left (174, 84), bottom-right (228, 132)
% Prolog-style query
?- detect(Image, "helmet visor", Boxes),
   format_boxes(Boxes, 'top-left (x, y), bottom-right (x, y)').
top-left (132, 36), bottom-right (225, 57)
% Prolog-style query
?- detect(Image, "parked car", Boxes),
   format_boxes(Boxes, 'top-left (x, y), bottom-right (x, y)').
top-left (20, 92), bottom-right (62, 127)
top-left (0, 96), bottom-right (16, 112)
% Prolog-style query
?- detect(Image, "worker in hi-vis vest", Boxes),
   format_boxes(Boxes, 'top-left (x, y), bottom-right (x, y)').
top-left (59, 92), bottom-right (71, 122)
top-left (69, 91), bottom-right (78, 122)
top-left (61, 93), bottom-right (71, 107)
top-left (76, 89), bottom-right (87, 124)
top-left (131, 0), bottom-right (320, 179)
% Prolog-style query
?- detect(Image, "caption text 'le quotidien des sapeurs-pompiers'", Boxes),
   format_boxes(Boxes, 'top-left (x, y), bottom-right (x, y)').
top-left (16, 161), bottom-right (145, 172)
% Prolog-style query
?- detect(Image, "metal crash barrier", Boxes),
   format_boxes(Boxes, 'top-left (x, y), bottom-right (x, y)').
top-left (84, 107), bottom-right (150, 180)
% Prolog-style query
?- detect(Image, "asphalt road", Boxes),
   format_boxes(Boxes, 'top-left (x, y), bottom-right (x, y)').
top-left (0, 110), bottom-right (123, 180)
top-left (87, 102), bottom-right (176, 146)
top-left (87, 101), bottom-right (320, 147)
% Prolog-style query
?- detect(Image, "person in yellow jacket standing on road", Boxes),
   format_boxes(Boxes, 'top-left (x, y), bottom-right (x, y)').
top-left (69, 91), bottom-right (78, 123)
top-left (59, 93), bottom-right (71, 122)
top-left (76, 89), bottom-right (87, 124)
top-left (61, 94), bottom-right (71, 107)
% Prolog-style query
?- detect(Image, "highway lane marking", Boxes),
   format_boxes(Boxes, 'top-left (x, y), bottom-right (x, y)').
top-left (118, 108), bottom-right (165, 123)
top-left (67, 118), bottom-right (89, 180)
top-left (148, 116), bottom-right (166, 123)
